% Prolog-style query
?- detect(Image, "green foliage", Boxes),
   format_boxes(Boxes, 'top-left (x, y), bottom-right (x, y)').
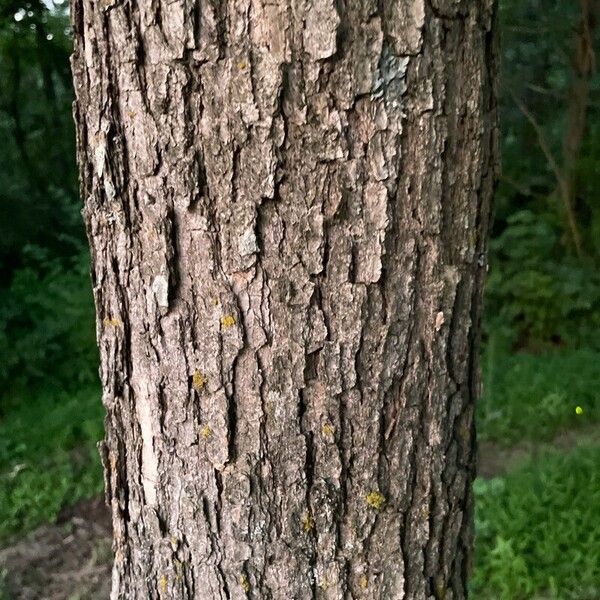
top-left (473, 446), bottom-right (600, 599)
top-left (0, 570), bottom-right (8, 600)
top-left (499, 0), bottom-right (586, 183)
top-left (0, 1), bottom-right (97, 400)
top-left (486, 0), bottom-right (600, 350)
top-left (0, 244), bottom-right (98, 402)
top-left (0, 385), bottom-right (104, 541)
top-left (0, 1), bottom-right (80, 270)
top-left (485, 210), bottom-right (600, 348)
top-left (479, 344), bottom-right (600, 444)
top-left (499, 0), bottom-right (600, 216)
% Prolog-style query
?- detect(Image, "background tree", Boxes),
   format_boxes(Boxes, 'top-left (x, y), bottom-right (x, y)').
top-left (71, 0), bottom-right (497, 598)
top-left (487, 0), bottom-right (600, 351)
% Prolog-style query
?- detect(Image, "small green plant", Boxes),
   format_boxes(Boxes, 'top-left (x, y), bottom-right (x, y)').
top-left (0, 385), bottom-right (104, 540)
top-left (0, 569), bottom-right (9, 600)
top-left (472, 446), bottom-right (600, 599)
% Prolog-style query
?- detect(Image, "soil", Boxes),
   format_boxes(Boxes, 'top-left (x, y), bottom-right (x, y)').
top-left (477, 421), bottom-right (600, 478)
top-left (2, 425), bottom-right (599, 599)
top-left (0, 497), bottom-right (111, 600)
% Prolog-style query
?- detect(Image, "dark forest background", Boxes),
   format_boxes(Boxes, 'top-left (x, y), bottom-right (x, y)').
top-left (0, 1), bottom-right (599, 598)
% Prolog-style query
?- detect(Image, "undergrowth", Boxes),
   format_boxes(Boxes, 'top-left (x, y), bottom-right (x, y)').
top-left (473, 445), bottom-right (600, 599)
top-left (0, 246), bottom-right (98, 404)
top-left (0, 570), bottom-right (8, 600)
top-left (0, 385), bottom-right (103, 541)
top-left (479, 344), bottom-right (600, 445)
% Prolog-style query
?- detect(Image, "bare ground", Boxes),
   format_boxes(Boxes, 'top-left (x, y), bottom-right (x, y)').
top-left (0, 497), bottom-right (111, 600)
top-left (477, 421), bottom-right (600, 478)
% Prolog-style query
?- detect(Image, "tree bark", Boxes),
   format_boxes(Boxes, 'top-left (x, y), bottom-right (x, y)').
top-left (71, 0), bottom-right (498, 598)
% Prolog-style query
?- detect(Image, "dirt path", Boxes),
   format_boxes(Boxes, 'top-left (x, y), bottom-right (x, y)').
top-left (0, 498), bottom-right (111, 600)
top-left (478, 421), bottom-right (600, 478)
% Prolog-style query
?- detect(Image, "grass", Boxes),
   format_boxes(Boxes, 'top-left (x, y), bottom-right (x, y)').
top-left (474, 345), bottom-right (600, 598)
top-left (479, 345), bottom-right (600, 444)
top-left (0, 385), bottom-right (104, 541)
top-left (0, 570), bottom-right (8, 600)
top-left (472, 445), bottom-right (600, 599)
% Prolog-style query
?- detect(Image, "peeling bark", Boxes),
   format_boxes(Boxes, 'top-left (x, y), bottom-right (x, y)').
top-left (71, 0), bottom-right (498, 598)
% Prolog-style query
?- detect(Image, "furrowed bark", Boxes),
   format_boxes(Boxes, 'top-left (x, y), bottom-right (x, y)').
top-left (71, 0), bottom-right (498, 598)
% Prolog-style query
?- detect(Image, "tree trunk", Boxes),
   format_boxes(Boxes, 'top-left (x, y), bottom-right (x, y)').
top-left (71, 0), bottom-right (498, 597)
top-left (560, 0), bottom-right (597, 257)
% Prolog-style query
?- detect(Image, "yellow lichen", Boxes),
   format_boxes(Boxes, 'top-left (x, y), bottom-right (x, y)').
top-left (319, 578), bottom-right (331, 591)
top-left (201, 424), bottom-right (213, 439)
top-left (365, 491), bottom-right (386, 510)
top-left (238, 61), bottom-right (247, 70)
top-left (192, 370), bottom-right (208, 391)
top-left (322, 423), bottom-right (335, 437)
top-left (301, 513), bottom-right (315, 533)
top-left (103, 317), bottom-right (122, 328)
top-left (359, 575), bottom-right (368, 589)
top-left (221, 314), bottom-right (236, 328)
top-left (240, 575), bottom-right (250, 593)
top-left (158, 574), bottom-right (168, 593)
